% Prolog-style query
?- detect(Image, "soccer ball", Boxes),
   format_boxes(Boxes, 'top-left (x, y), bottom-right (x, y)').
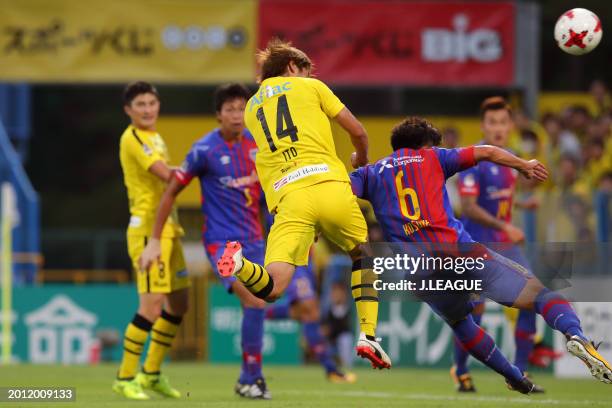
top-left (554, 8), bottom-right (602, 55)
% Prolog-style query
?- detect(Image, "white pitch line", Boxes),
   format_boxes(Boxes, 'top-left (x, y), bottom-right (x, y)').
top-left (279, 390), bottom-right (612, 406)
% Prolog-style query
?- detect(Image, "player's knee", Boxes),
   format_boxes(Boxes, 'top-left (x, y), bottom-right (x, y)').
top-left (167, 301), bottom-right (188, 317)
top-left (242, 296), bottom-right (266, 309)
top-left (514, 278), bottom-right (545, 310)
top-left (265, 293), bottom-right (281, 303)
top-left (264, 281), bottom-right (285, 302)
top-left (138, 304), bottom-right (162, 322)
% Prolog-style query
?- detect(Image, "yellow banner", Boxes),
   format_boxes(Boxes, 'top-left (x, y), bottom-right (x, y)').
top-left (0, 0), bottom-right (255, 83)
top-left (158, 115), bottom-right (483, 207)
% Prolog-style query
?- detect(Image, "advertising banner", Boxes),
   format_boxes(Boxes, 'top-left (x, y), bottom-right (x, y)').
top-left (259, 0), bottom-right (515, 86)
top-left (376, 300), bottom-right (552, 369)
top-left (3, 285), bottom-right (137, 364)
top-left (0, 0), bottom-right (256, 82)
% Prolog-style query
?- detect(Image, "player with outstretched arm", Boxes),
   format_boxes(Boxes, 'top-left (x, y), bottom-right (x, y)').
top-left (350, 117), bottom-right (611, 393)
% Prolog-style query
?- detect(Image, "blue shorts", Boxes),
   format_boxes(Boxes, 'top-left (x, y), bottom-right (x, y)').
top-left (471, 244), bottom-right (532, 307)
top-left (205, 240), bottom-right (265, 292)
top-left (285, 264), bottom-right (317, 304)
top-left (424, 244), bottom-right (533, 324)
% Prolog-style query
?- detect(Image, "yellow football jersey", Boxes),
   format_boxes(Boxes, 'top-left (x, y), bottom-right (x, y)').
top-left (244, 76), bottom-right (350, 211)
top-left (119, 125), bottom-right (183, 237)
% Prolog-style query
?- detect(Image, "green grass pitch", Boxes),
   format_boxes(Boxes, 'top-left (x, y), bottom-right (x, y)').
top-left (3, 363), bottom-right (611, 407)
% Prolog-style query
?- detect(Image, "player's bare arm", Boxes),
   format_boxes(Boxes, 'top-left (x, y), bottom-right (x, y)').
top-left (148, 160), bottom-right (176, 183)
top-left (139, 177), bottom-right (186, 271)
top-left (473, 145), bottom-right (548, 182)
top-left (461, 194), bottom-right (525, 243)
top-left (334, 107), bottom-right (369, 168)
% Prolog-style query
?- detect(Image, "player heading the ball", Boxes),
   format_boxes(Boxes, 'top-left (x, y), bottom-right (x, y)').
top-left (218, 39), bottom-right (391, 370)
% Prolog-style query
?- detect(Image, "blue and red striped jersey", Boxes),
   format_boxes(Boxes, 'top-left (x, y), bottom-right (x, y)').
top-left (350, 147), bottom-right (476, 243)
top-left (458, 152), bottom-right (517, 243)
top-left (175, 128), bottom-right (264, 243)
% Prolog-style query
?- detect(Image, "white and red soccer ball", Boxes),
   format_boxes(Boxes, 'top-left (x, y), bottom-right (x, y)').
top-left (554, 8), bottom-right (602, 55)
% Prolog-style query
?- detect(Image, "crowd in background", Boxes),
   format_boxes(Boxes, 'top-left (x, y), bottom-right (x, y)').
top-left (442, 80), bottom-right (612, 243)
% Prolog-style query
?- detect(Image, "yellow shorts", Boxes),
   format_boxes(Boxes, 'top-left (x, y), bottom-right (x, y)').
top-left (265, 181), bottom-right (368, 266)
top-left (127, 235), bottom-right (190, 294)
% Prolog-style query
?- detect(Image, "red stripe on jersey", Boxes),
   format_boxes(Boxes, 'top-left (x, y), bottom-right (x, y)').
top-left (425, 149), bottom-right (458, 243)
top-left (410, 148), bottom-right (443, 243)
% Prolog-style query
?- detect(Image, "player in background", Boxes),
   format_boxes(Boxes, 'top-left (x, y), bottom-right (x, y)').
top-left (264, 249), bottom-right (357, 383)
top-left (451, 97), bottom-right (543, 393)
top-left (214, 39), bottom-right (391, 369)
top-left (350, 117), bottom-right (611, 393)
top-left (115, 82), bottom-right (188, 400)
top-left (140, 84), bottom-right (272, 399)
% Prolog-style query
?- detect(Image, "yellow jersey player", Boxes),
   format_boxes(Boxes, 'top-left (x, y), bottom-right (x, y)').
top-left (218, 40), bottom-right (391, 369)
top-left (114, 81), bottom-right (189, 400)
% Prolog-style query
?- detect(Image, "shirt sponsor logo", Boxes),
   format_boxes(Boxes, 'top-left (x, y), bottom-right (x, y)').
top-left (487, 187), bottom-right (513, 200)
top-left (378, 156), bottom-right (424, 173)
top-left (273, 164), bottom-right (329, 191)
top-left (248, 81), bottom-right (292, 111)
top-left (219, 171), bottom-right (259, 188)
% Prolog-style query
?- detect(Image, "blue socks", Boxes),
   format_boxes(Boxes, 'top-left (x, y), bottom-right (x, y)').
top-left (534, 288), bottom-right (585, 339)
top-left (265, 301), bottom-right (291, 320)
top-left (303, 321), bottom-right (337, 374)
top-left (240, 307), bottom-right (264, 384)
top-left (514, 310), bottom-right (536, 372)
top-left (452, 315), bottom-right (523, 383)
top-left (453, 309), bottom-right (482, 376)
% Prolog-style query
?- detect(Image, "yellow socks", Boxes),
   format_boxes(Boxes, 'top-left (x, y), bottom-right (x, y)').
top-left (143, 310), bottom-right (182, 374)
top-left (118, 314), bottom-right (152, 379)
top-left (236, 257), bottom-right (274, 299)
top-left (117, 311), bottom-right (183, 379)
top-left (351, 258), bottom-right (379, 337)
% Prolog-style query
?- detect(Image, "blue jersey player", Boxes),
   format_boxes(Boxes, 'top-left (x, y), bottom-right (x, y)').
top-left (350, 117), bottom-right (611, 393)
top-left (140, 84), bottom-right (271, 399)
top-left (452, 97), bottom-right (543, 393)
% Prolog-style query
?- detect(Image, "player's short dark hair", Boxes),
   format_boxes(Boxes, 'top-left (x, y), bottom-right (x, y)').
top-left (390, 117), bottom-right (442, 151)
top-left (123, 81), bottom-right (159, 106)
top-left (480, 96), bottom-right (512, 118)
top-left (257, 38), bottom-right (313, 81)
top-left (214, 83), bottom-right (251, 112)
